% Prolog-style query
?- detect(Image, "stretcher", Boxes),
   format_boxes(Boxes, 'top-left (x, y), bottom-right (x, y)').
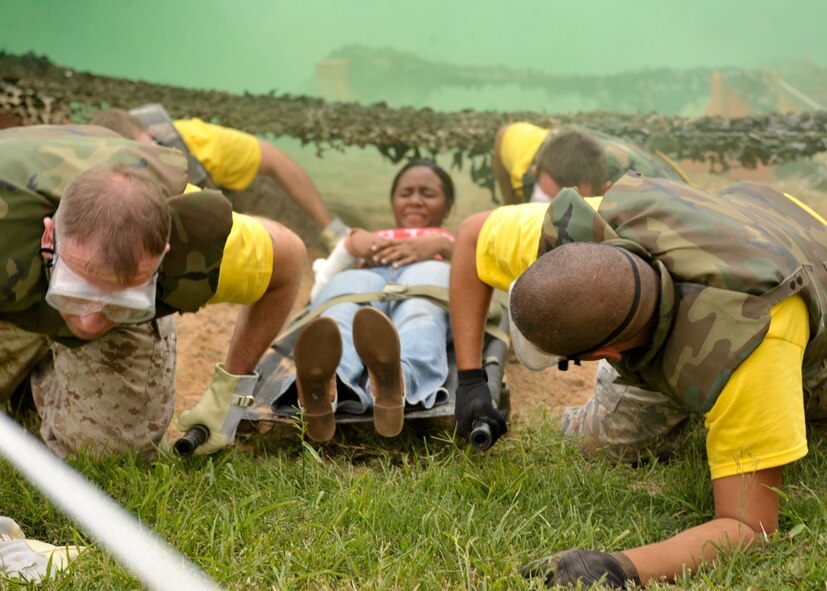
top-left (175, 286), bottom-right (511, 454)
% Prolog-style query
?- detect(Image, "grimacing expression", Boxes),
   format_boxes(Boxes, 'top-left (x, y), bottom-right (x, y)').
top-left (391, 166), bottom-right (450, 228)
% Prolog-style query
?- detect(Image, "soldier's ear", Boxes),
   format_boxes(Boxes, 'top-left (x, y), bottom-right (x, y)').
top-left (586, 345), bottom-right (623, 363)
top-left (601, 180), bottom-right (612, 194)
top-left (41, 217), bottom-right (55, 250)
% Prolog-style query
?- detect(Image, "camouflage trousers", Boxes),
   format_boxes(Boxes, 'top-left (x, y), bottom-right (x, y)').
top-left (0, 318), bottom-right (176, 459)
top-left (561, 359), bottom-right (827, 464)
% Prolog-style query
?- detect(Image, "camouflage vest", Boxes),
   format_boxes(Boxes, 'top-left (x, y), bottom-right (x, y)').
top-left (0, 125), bottom-right (233, 341)
top-left (538, 173), bottom-right (827, 412)
top-left (592, 129), bottom-right (690, 184)
top-left (521, 126), bottom-right (690, 197)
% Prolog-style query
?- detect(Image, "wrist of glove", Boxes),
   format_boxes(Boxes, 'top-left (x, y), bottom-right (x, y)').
top-left (177, 364), bottom-right (259, 456)
top-left (520, 549), bottom-right (640, 589)
top-left (320, 217), bottom-right (351, 253)
top-left (0, 517), bottom-right (83, 582)
top-left (454, 368), bottom-right (507, 444)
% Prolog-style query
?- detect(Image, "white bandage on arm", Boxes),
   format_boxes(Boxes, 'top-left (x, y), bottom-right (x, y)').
top-left (311, 238), bottom-right (358, 299)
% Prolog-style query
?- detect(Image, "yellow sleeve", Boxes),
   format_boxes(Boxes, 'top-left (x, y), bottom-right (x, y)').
top-left (173, 118), bottom-right (261, 191)
top-left (207, 212), bottom-right (273, 305)
top-left (476, 203), bottom-right (548, 291)
top-left (476, 197), bottom-right (603, 292)
top-left (704, 295), bottom-right (809, 479)
top-left (499, 123), bottom-right (549, 199)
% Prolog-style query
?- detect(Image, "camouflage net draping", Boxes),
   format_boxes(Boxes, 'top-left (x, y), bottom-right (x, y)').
top-left (327, 45), bottom-right (798, 115)
top-left (3, 51), bottom-right (827, 198)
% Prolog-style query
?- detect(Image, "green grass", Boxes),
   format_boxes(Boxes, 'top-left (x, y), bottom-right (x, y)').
top-left (1, 417), bottom-right (826, 590)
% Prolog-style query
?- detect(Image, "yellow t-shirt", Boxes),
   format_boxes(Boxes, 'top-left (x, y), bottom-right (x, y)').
top-left (477, 199), bottom-right (811, 481)
top-left (498, 122), bottom-right (549, 199)
top-left (173, 118), bottom-right (262, 191)
top-left (705, 295), bottom-right (809, 479)
top-left (476, 198), bottom-right (603, 291)
top-left (208, 212), bottom-right (273, 305)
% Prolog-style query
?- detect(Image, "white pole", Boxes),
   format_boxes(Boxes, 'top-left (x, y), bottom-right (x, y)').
top-left (0, 412), bottom-right (224, 591)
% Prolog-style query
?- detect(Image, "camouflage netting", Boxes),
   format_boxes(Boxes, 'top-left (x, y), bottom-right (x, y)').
top-left (3, 51), bottom-right (827, 198)
top-left (327, 45), bottom-right (827, 115)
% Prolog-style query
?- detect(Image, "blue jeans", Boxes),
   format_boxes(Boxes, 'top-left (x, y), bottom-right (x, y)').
top-left (280, 260), bottom-right (451, 414)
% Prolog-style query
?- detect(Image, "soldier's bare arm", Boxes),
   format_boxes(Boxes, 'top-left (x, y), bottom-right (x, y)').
top-left (492, 125), bottom-right (520, 205)
top-left (222, 217), bottom-right (307, 375)
top-left (257, 140), bottom-right (333, 231)
top-left (450, 211), bottom-right (493, 370)
top-left (623, 466), bottom-right (782, 585)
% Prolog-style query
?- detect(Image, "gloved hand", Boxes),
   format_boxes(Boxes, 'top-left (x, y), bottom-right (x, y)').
top-left (178, 363), bottom-right (259, 455)
top-left (0, 517), bottom-right (83, 582)
top-left (454, 368), bottom-right (507, 445)
top-left (319, 217), bottom-right (351, 253)
top-left (520, 549), bottom-right (640, 589)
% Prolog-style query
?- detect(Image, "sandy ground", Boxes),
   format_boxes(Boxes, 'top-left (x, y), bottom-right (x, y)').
top-left (167, 154), bottom-right (827, 443)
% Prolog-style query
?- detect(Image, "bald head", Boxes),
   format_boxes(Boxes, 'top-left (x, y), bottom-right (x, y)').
top-left (510, 243), bottom-right (660, 358)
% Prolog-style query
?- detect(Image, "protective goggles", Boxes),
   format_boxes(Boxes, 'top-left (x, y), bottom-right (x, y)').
top-left (508, 280), bottom-right (572, 371)
top-left (45, 254), bottom-right (159, 324)
top-left (529, 183), bottom-right (555, 203)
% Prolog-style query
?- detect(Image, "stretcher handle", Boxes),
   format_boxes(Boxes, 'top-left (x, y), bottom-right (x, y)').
top-left (469, 419), bottom-right (494, 451)
top-left (173, 425), bottom-right (209, 458)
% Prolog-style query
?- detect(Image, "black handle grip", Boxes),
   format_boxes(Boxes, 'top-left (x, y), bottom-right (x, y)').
top-left (173, 425), bottom-right (210, 458)
top-left (469, 419), bottom-right (494, 451)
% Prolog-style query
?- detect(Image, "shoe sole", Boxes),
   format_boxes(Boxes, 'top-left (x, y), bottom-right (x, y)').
top-left (353, 307), bottom-right (404, 437)
top-left (295, 317), bottom-right (341, 442)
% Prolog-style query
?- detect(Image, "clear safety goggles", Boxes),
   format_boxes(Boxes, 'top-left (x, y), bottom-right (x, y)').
top-left (529, 183), bottom-right (555, 203)
top-left (508, 281), bottom-right (571, 371)
top-left (45, 254), bottom-right (159, 324)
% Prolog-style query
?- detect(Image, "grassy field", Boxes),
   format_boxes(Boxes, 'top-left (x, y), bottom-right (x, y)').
top-left (1, 417), bottom-right (826, 589)
top-left (3, 148), bottom-right (827, 589)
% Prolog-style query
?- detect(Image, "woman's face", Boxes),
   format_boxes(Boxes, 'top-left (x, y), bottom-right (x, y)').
top-left (391, 166), bottom-right (451, 228)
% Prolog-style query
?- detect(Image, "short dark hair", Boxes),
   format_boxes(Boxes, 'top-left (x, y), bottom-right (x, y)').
top-left (390, 159), bottom-right (455, 206)
top-left (511, 242), bottom-right (659, 357)
top-left (535, 128), bottom-right (608, 195)
top-left (89, 108), bottom-right (147, 140)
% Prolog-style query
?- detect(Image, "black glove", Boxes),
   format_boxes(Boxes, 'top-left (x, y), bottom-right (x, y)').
top-left (521, 549), bottom-right (640, 589)
top-left (454, 368), bottom-right (507, 445)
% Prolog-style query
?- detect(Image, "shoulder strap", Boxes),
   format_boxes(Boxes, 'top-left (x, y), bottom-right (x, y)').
top-left (129, 103), bottom-right (214, 188)
top-left (276, 283), bottom-right (510, 346)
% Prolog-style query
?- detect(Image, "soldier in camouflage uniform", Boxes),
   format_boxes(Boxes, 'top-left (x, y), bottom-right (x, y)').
top-left (451, 172), bottom-right (827, 587)
top-left (492, 121), bottom-right (691, 204)
top-left (0, 124), bottom-right (305, 580)
top-left (453, 126), bottom-right (688, 449)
